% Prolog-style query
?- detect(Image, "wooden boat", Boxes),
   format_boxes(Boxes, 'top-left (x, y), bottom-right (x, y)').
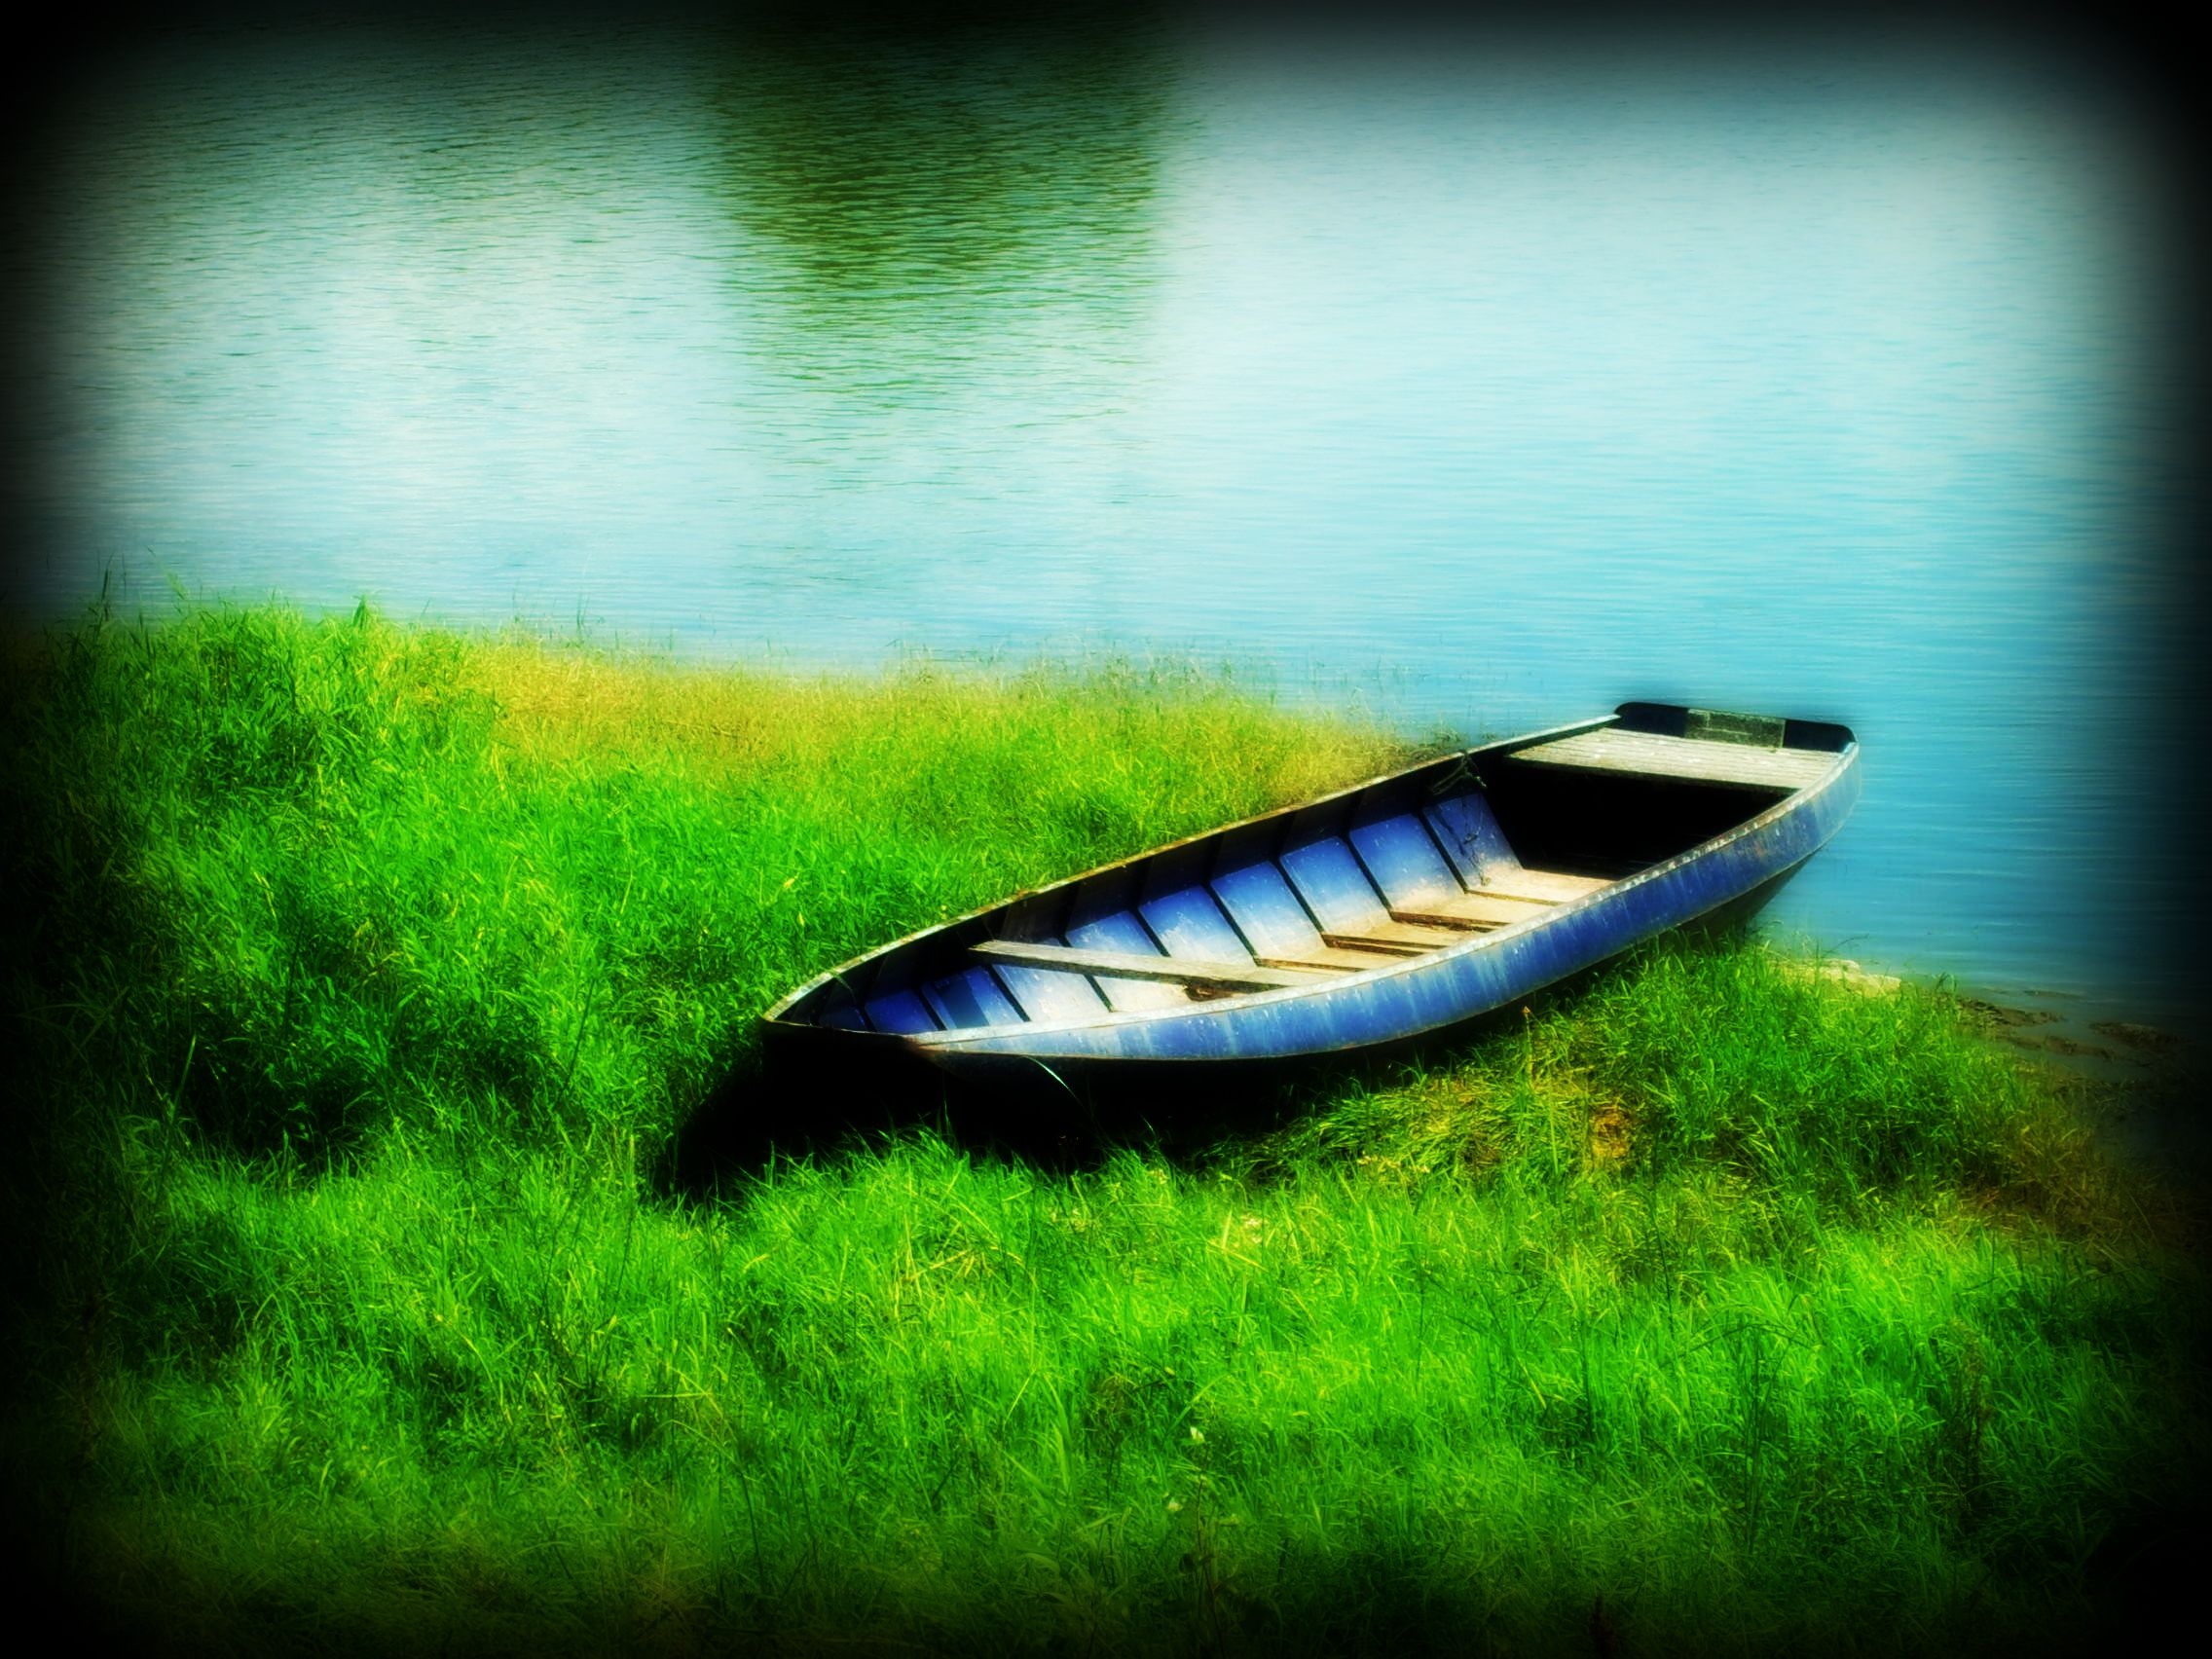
top-left (761, 702), bottom-right (1859, 1089)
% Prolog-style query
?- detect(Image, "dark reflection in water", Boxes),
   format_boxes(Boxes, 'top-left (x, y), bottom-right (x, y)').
top-left (708, 23), bottom-right (1166, 346)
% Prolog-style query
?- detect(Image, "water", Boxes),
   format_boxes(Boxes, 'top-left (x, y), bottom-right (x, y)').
top-left (10, 15), bottom-right (2200, 1037)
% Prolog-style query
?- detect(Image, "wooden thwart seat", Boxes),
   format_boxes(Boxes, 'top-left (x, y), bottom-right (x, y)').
top-left (975, 939), bottom-right (1330, 991)
top-left (1507, 728), bottom-right (1833, 792)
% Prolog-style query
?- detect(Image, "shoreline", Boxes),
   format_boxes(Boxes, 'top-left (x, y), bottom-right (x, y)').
top-left (1764, 947), bottom-right (2196, 1068)
top-left (1766, 947), bottom-right (2206, 1186)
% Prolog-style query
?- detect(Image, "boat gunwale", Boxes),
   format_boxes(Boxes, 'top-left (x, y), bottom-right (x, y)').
top-left (760, 710), bottom-right (1857, 1046)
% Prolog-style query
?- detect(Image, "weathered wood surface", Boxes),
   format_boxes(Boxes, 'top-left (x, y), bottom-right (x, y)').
top-left (1393, 875), bottom-right (1611, 929)
top-left (1478, 869), bottom-right (1609, 903)
top-left (1320, 919), bottom-right (1473, 955)
top-left (1507, 728), bottom-right (1833, 791)
top-left (1684, 707), bottom-right (1787, 746)
top-left (974, 939), bottom-right (1328, 990)
top-left (1255, 943), bottom-right (1411, 973)
top-left (1391, 894), bottom-right (1535, 929)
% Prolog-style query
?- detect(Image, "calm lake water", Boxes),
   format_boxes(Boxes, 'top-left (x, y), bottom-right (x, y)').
top-left (10, 16), bottom-right (2201, 1036)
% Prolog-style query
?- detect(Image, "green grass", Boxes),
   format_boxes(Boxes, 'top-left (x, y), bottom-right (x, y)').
top-left (2, 602), bottom-right (2203, 1657)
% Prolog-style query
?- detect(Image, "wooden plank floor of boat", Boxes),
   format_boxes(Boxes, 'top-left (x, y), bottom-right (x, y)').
top-left (1391, 871), bottom-right (1604, 928)
top-left (971, 864), bottom-right (1624, 1011)
top-left (1321, 919), bottom-right (1474, 954)
top-left (1477, 869), bottom-right (1610, 903)
top-left (974, 939), bottom-right (1328, 991)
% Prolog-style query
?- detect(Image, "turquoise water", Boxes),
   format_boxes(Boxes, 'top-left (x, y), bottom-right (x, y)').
top-left (11, 17), bottom-right (2198, 1031)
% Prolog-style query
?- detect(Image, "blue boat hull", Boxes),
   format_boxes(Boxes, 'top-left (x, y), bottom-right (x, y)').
top-left (761, 703), bottom-right (1860, 1090)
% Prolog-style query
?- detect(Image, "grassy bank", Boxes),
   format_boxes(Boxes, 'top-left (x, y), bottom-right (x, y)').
top-left (2, 604), bottom-right (2203, 1656)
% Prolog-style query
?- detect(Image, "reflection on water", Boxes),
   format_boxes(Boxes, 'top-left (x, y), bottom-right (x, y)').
top-left (712, 26), bottom-right (1164, 340)
top-left (694, 18), bottom-right (1169, 563)
top-left (8, 16), bottom-right (2199, 1032)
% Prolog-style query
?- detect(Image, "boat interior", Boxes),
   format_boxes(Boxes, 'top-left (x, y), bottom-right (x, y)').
top-left (793, 713), bottom-right (1846, 1037)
